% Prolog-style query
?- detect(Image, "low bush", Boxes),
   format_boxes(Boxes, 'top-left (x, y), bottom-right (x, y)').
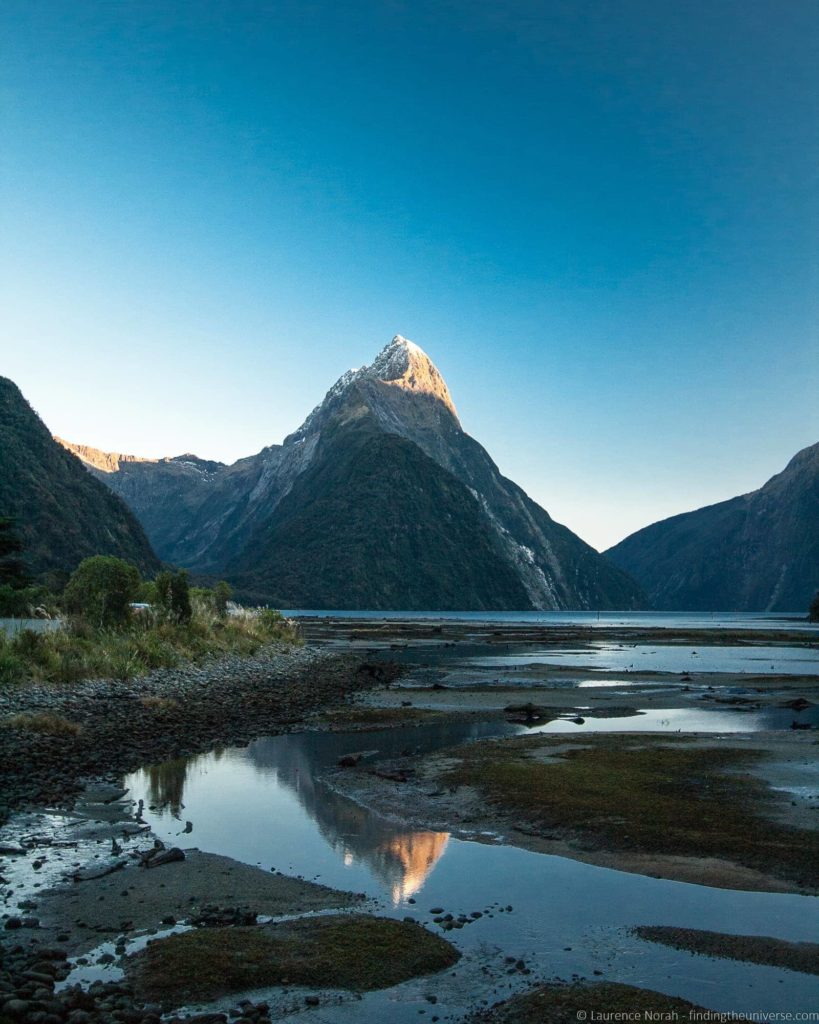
top-left (0, 603), bottom-right (299, 687)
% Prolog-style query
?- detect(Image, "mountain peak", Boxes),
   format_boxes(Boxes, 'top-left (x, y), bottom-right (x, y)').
top-left (291, 335), bottom-right (459, 443)
top-left (361, 335), bottom-right (457, 416)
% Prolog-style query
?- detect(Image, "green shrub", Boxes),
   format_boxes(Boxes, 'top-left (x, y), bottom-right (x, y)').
top-left (0, 648), bottom-right (27, 685)
top-left (63, 556), bottom-right (141, 627)
top-left (154, 569), bottom-right (192, 623)
top-left (0, 584), bottom-right (56, 617)
top-left (2, 573), bottom-right (298, 686)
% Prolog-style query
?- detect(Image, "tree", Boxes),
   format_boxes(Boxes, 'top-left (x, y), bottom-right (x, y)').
top-left (63, 556), bottom-right (142, 628)
top-left (154, 569), bottom-right (192, 623)
top-left (0, 517), bottom-right (29, 588)
top-left (810, 592), bottom-right (819, 623)
top-left (213, 580), bottom-right (232, 618)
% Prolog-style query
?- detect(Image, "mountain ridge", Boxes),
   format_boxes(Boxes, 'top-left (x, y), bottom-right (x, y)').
top-left (0, 377), bottom-right (159, 583)
top-left (59, 336), bottom-right (645, 610)
top-left (606, 442), bottom-right (819, 611)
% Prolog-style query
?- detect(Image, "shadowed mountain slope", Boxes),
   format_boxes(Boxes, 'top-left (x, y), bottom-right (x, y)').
top-left (606, 443), bottom-right (819, 611)
top-left (0, 377), bottom-right (158, 583)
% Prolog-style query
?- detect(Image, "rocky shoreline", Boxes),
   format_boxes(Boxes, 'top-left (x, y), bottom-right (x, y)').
top-left (0, 644), bottom-right (399, 1023)
top-left (0, 644), bottom-right (395, 825)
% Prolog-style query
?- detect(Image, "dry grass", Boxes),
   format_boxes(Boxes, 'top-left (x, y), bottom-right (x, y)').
top-left (2, 711), bottom-right (82, 736)
top-left (0, 605), bottom-right (300, 687)
top-left (138, 695), bottom-right (181, 713)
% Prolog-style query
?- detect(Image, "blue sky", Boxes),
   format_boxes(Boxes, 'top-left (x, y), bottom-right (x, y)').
top-left (1, 1), bottom-right (817, 549)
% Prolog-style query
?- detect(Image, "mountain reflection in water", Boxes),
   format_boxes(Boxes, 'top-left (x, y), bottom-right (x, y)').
top-left (126, 723), bottom-right (502, 903)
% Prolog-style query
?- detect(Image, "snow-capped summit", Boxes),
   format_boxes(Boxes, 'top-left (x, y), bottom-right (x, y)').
top-left (290, 335), bottom-right (459, 444)
top-left (361, 335), bottom-right (457, 415)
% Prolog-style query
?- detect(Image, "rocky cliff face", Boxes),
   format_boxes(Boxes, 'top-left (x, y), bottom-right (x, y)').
top-left (61, 336), bottom-right (644, 610)
top-left (606, 443), bottom-right (819, 611)
top-left (56, 441), bottom-right (229, 567)
top-left (0, 378), bottom-right (159, 583)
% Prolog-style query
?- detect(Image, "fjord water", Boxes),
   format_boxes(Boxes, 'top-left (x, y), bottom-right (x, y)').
top-left (464, 644), bottom-right (819, 675)
top-left (285, 609), bottom-right (816, 629)
top-left (125, 717), bottom-right (819, 1017)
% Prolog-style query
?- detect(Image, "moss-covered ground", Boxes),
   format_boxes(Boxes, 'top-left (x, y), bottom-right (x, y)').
top-left (466, 981), bottom-right (736, 1023)
top-left (129, 914), bottom-right (460, 1006)
top-left (443, 736), bottom-right (819, 888)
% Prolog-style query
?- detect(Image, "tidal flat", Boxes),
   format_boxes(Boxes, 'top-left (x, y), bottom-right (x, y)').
top-left (1, 614), bottom-right (817, 1021)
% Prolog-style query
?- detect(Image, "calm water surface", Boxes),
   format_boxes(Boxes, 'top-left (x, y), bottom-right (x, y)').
top-left (285, 609), bottom-right (817, 631)
top-left (124, 718), bottom-right (819, 1017)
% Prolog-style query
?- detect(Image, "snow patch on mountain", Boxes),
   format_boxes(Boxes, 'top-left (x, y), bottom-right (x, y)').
top-left (289, 335), bottom-right (458, 444)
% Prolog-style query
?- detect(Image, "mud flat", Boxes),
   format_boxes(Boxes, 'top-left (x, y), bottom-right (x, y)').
top-left (297, 615), bottom-right (819, 650)
top-left (326, 731), bottom-right (819, 893)
top-left (633, 926), bottom-right (819, 976)
top-left (0, 783), bottom-right (455, 1024)
top-left (31, 848), bottom-right (362, 955)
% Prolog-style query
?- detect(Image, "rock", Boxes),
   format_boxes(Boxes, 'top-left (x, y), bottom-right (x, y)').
top-left (2, 1000), bottom-right (30, 1019)
top-left (73, 860), bottom-right (126, 882)
top-left (144, 847), bottom-right (185, 868)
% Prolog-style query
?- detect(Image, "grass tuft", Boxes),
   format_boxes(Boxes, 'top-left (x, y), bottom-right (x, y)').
top-left (139, 695), bottom-right (181, 713)
top-left (2, 711), bottom-right (82, 735)
top-left (130, 914), bottom-right (459, 1006)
